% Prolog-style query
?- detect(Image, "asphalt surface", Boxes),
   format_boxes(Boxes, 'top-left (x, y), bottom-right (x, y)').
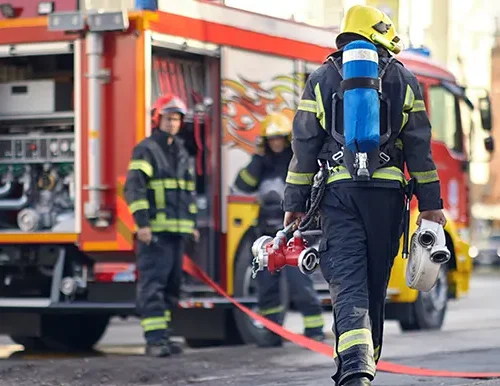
top-left (0, 268), bottom-right (499, 386)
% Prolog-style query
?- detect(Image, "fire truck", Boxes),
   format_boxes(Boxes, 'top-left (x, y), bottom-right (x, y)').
top-left (0, 1), bottom-right (493, 350)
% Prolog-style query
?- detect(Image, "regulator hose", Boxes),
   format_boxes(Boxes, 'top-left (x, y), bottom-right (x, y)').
top-left (297, 161), bottom-right (328, 232)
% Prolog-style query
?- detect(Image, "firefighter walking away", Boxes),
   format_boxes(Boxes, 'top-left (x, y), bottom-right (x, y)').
top-left (283, 5), bottom-right (447, 385)
top-left (233, 112), bottom-right (325, 347)
top-left (124, 94), bottom-right (199, 357)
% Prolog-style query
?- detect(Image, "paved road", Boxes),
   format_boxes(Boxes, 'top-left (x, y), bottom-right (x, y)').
top-left (0, 269), bottom-right (499, 385)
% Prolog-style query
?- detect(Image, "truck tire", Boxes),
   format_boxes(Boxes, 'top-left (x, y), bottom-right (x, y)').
top-left (399, 266), bottom-right (448, 331)
top-left (40, 315), bottom-right (110, 351)
top-left (232, 234), bottom-right (289, 345)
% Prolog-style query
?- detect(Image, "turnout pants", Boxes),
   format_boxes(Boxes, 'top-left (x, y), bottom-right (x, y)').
top-left (136, 233), bottom-right (184, 345)
top-left (257, 266), bottom-right (324, 336)
top-left (318, 185), bottom-right (404, 384)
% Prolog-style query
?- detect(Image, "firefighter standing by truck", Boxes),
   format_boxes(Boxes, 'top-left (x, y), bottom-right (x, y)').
top-left (283, 5), bottom-right (447, 386)
top-left (124, 94), bottom-right (199, 357)
top-left (234, 112), bottom-right (325, 347)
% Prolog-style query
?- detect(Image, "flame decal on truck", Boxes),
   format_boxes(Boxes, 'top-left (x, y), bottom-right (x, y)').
top-left (221, 74), bottom-right (304, 154)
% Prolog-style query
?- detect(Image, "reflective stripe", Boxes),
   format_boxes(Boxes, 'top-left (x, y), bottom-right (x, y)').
top-left (141, 316), bottom-right (167, 332)
top-left (298, 99), bottom-right (317, 113)
top-left (410, 169), bottom-right (439, 184)
top-left (412, 99), bottom-right (426, 112)
top-left (343, 48), bottom-right (378, 63)
top-left (148, 178), bottom-right (194, 191)
top-left (314, 83), bottom-right (327, 130)
top-left (239, 169), bottom-right (258, 187)
top-left (395, 138), bottom-right (403, 150)
top-left (189, 202), bottom-right (198, 214)
top-left (304, 314), bottom-right (324, 329)
top-left (400, 84), bottom-right (415, 131)
top-left (129, 199), bottom-right (149, 213)
top-left (326, 166), bottom-right (407, 185)
top-left (128, 160), bottom-right (153, 178)
top-left (259, 305), bottom-right (285, 316)
top-left (149, 180), bottom-right (166, 209)
top-left (286, 171), bottom-right (315, 185)
top-left (338, 328), bottom-right (373, 354)
top-left (374, 345), bottom-right (381, 361)
top-left (150, 218), bottom-right (195, 234)
top-left (165, 310), bottom-right (172, 323)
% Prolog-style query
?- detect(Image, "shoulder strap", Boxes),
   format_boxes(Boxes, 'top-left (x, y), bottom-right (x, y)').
top-left (378, 56), bottom-right (395, 79)
top-left (143, 138), bottom-right (170, 175)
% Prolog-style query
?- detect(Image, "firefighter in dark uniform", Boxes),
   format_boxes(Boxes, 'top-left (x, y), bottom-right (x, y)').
top-left (124, 94), bottom-right (199, 357)
top-left (234, 112), bottom-right (325, 347)
top-left (283, 5), bottom-right (447, 386)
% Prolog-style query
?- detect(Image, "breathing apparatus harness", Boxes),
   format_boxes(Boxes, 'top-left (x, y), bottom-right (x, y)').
top-left (250, 48), bottom-right (431, 281)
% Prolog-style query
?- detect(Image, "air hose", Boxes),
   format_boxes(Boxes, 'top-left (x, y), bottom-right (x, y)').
top-left (297, 161), bottom-right (328, 232)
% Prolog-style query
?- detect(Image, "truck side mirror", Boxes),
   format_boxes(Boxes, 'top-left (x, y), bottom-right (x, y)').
top-left (484, 136), bottom-right (494, 153)
top-left (478, 95), bottom-right (493, 131)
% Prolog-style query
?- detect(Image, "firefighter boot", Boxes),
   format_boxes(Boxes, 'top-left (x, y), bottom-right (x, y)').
top-left (145, 342), bottom-right (171, 358)
top-left (256, 309), bottom-right (285, 348)
top-left (341, 376), bottom-right (372, 386)
top-left (164, 310), bottom-right (183, 355)
top-left (304, 327), bottom-right (326, 342)
top-left (166, 339), bottom-right (183, 355)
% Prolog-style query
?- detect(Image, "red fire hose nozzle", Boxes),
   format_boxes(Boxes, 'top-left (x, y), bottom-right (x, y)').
top-left (251, 230), bottom-right (320, 278)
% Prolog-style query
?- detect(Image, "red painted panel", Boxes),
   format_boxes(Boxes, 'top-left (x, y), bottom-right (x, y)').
top-left (79, 28), bottom-right (140, 246)
top-left (149, 13), bottom-right (332, 63)
top-left (0, 0), bottom-right (78, 20)
top-left (0, 23), bottom-right (72, 45)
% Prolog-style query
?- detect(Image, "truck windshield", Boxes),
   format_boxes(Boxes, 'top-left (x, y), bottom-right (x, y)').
top-left (428, 82), bottom-right (472, 154)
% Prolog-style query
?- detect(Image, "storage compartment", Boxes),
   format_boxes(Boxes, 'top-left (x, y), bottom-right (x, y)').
top-left (0, 80), bottom-right (73, 115)
top-left (0, 50), bottom-right (77, 233)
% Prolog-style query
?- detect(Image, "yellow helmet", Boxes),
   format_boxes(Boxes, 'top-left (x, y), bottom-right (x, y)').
top-left (337, 5), bottom-right (402, 54)
top-left (261, 112), bottom-right (291, 138)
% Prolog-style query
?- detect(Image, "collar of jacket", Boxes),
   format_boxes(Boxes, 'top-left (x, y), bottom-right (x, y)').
top-left (151, 128), bottom-right (185, 147)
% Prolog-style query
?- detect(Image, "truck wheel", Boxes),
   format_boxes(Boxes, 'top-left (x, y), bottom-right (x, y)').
top-left (40, 315), bottom-right (110, 351)
top-left (400, 266), bottom-right (448, 331)
top-left (232, 235), bottom-right (289, 345)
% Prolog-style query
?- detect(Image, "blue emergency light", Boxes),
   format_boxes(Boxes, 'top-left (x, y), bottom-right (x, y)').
top-left (135, 0), bottom-right (158, 11)
top-left (405, 46), bottom-right (431, 57)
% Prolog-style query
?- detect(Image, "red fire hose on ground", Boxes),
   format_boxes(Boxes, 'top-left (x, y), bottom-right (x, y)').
top-left (182, 255), bottom-right (500, 380)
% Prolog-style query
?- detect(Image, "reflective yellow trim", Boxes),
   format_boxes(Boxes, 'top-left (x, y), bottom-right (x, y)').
top-left (129, 199), bottom-right (149, 213)
top-left (400, 84), bottom-right (415, 132)
top-left (298, 99), bottom-right (318, 113)
top-left (395, 138), bottom-right (403, 150)
top-left (374, 345), bottom-right (381, 361)
top-left (189, 202), bottom-right (198, 214)
top-left (150, 218), bottom-right (195, 234)
top-left (410, 169), bottom-right (439, 184)
top-left (165, 310), bottom-right (172, 323)
top-left (239, 169), bottom-right (258, 188)
top-left (140, 316), bottom-right (167, 332)
top-left (304, 314), bottom-right (324, 329)
top-left (259, 305), bottom-right (285, 316)
top-left (314, 83), bottom-right (327, 130)
top-left (128, 160), bottom-right (153, 178)
top-left (411, 99), bottom-right (426, 112)
top-left (286, 171), bottom-right (315, 185)
top-left (326, 166), bottom-right (407, 185)
top-left (149, 178), bottom-right (195, 191)
top-left (338, 328), bottom-right (373, 354)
